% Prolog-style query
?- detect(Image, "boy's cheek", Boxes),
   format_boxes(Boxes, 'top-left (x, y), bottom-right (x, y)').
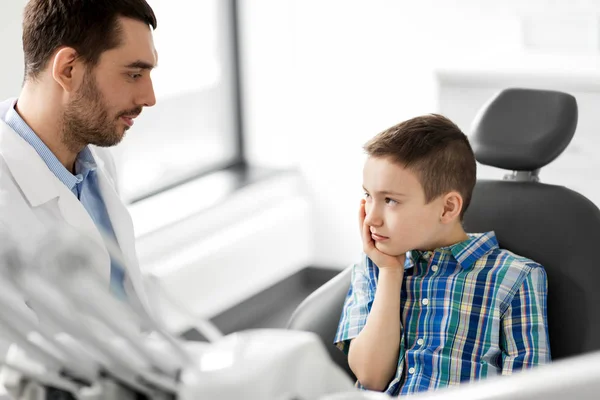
top-left (389, 229), bottom-right (416, 252)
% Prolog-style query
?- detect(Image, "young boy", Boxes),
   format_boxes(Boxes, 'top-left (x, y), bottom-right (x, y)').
top-left (334, 114), bottom-right (550, 396)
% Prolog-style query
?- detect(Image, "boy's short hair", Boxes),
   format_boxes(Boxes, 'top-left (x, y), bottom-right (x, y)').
top-left (22, 0), bottom-right (157, 80)
top-left (364, 114), bottom-right (476, 219)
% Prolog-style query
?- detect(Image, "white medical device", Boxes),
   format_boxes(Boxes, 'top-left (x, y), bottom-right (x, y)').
top-left (2, 226), bottom-right (599, 400)
top-left (0, 227), bottom-right (355, 399)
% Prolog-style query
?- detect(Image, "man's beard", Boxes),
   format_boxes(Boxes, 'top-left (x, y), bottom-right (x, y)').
top-left (61, 71), bottom-right (141, 151)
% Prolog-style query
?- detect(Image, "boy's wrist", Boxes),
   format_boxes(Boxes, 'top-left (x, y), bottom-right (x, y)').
top-left (379, 267), bottom-right (404, 281)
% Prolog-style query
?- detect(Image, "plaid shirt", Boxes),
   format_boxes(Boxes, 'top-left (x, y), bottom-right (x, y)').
top-left (334, 231), bottom-right (550, 396)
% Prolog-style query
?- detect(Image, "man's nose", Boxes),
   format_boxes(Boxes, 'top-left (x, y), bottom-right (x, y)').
top-left (138, 78), bottom-right (156, 107)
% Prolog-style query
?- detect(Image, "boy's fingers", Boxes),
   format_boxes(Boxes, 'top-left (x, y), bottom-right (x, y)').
top-left (359, 199), bottom-right (376, 256)
top-left (358, 200), bottom-right (366, 230)
top-left (362, 218), bottom-right (374, 253)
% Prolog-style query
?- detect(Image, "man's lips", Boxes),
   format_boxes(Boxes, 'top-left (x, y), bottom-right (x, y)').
top-left (120, 115), bottom-right (139, 127)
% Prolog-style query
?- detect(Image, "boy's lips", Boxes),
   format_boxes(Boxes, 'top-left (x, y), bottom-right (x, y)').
top-left (371, 232), bottom-right (389, 241)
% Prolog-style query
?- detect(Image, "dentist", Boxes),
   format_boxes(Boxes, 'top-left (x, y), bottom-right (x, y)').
top-left (0, 0), bottom-right (158, 309)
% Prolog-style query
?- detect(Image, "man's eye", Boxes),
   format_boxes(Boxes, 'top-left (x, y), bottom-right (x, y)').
top-left (129, 73), bottom-right (142, 79)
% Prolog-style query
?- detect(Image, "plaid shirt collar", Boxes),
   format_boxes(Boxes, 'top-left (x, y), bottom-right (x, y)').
top-left (406, 231), bottom-right (499, 270)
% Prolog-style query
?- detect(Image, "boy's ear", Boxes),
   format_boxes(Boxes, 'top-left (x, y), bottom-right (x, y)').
top-left (440, 191), bottom-right (463, 223)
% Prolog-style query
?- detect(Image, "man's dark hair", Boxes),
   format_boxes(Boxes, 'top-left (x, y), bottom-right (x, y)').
top-left (22, 0), bottom-right (157, 80)
top-left (364, 114), bottom-right (477, 219)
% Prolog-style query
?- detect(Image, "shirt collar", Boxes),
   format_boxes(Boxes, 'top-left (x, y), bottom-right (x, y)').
top-left (407, 231), bottom-right (499, 269)
top-left (76, 147), bottom-right (98, 174)
top-left (5, 102), bottom-right (97, 191)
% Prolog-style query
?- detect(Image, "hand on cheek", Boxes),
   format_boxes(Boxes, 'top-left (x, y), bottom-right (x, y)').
top-left (359, 199), bottom-right (406, 271)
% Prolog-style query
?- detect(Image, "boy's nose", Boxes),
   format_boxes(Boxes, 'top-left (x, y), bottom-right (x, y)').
top-left (364, 208), bottom-right (382, 227)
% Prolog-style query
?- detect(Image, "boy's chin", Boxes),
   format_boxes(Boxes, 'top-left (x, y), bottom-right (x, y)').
top-left (374, 242), bottom-right (408, 258)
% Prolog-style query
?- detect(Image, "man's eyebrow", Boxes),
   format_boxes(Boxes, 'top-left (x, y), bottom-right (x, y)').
top-left (362, 186), bottom-right (407, 196)
top-left (124, 60), bottom-right (157, 70)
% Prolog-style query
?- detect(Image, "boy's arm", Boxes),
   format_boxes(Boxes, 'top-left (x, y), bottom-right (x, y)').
top-left (333, 255), bottom-right (403, 392)
top-left (500, 266), bottom-right (551, 374)
top-left (347, 265), bottom-right (403, 391)
top-left (333, 255), bottom-right (374, 356)
top-left (334, 199), bottom-right (405, 392)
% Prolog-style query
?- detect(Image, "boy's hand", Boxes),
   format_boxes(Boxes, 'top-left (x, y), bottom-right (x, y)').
top-left (359, 199), bottom-right (406, 272)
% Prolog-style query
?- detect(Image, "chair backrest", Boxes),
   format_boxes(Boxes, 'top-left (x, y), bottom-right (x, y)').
top-left (287, 88), bottom-right (600, 376)
top-left (287, 267), bottom-right (355, 380)
top-left (463, 88), bottom-right (600, 360)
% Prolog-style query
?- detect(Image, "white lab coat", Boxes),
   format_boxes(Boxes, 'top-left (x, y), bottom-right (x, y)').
top-left (0, 98), bottom-right (151, 320)
top-left (0, 98), bottom-right (157, 396)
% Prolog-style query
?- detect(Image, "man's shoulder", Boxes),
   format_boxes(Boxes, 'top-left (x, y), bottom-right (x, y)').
top-left (0, 154), bottom-right (17, 193)
top-left (0, 98), bottom-right (15, 121)
top-left (0, 156), bottom-right (49, 243)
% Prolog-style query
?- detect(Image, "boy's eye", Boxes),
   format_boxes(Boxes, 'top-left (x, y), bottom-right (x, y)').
top-left (385, 197), bottom-right (398, 205)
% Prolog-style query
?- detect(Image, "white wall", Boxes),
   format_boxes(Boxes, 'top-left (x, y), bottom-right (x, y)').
top-left (2, 0), bottom-right (600, 322)
top-left (239, 0), bottom-right (600, 269)
top-left (0, 1), bottom-right (26, 98)
top-left (132, 171), bottom-right (313, 331)
top-left (0, 1), bottom-right (314, 325)
top-left (437, 58), bottom-right (600, 204)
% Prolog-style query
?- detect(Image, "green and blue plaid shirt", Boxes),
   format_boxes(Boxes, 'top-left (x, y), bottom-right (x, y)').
top-left (334, 231), bottom-right (550, 396)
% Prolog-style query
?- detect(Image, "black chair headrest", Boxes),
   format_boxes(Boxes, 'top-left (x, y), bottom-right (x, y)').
top-left (470, 88), bottom-right (578, 171)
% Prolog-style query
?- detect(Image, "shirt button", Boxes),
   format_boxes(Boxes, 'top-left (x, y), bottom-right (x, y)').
top-left (422, 298), bottom-right (429, 306)
top-left (417, 338), bottom-right (424, 346)
top-left (408, 367), bottom-right (416, 374)
top-left (422, 253), bottom-right (430, 260)
top-left (431, 265), bottom-right (438, 272)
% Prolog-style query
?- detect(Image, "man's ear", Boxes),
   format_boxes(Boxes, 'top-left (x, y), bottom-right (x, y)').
top-left (51, 47), bottom-right (83, 93)
top-left (440, 191), bottom-right (463, 223)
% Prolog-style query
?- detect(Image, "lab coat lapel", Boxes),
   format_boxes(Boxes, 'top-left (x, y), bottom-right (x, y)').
top-left (0, 119), bottom-right (111, 284)
top-left (56, 186), bottom-right (112, 284)
top-left (92, 154), bottom-right (151, 314)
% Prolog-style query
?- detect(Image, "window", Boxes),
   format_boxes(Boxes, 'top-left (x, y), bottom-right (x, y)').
top-left (111, 0), bottom-right (244, 203)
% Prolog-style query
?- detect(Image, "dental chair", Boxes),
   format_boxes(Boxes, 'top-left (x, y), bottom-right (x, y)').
top-left (287, 88), bottom-right (600, 377)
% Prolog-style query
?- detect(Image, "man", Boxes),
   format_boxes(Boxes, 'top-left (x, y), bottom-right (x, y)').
top-left (0, 0), bottom-right (158, 307)
top-left (0, 0), bottom-right (159, 395)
